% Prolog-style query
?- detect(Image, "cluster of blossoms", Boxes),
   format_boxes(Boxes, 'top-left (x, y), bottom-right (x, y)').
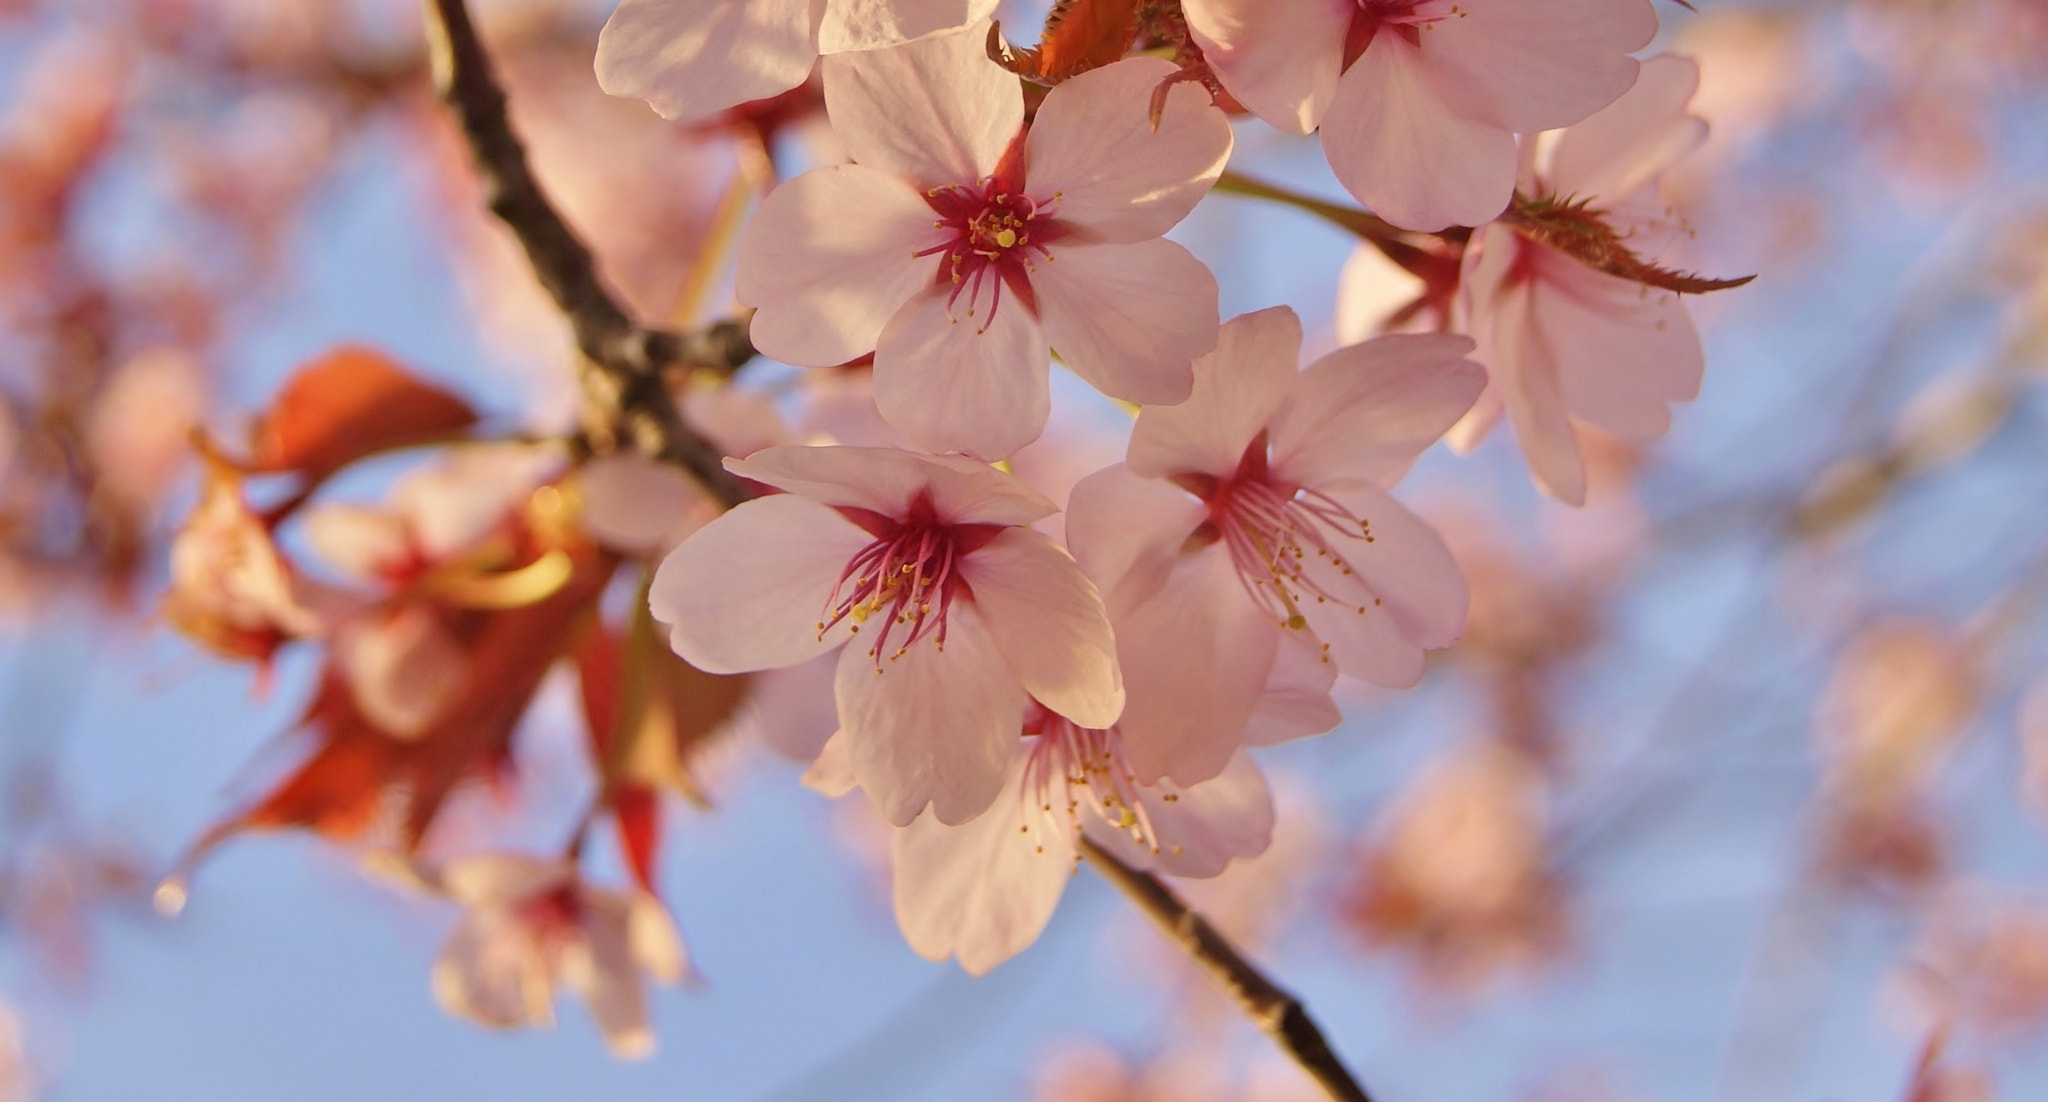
top-left (603, 0), bottom-right (1736, 975)
top-left (161, 0), bottom-right (1743, 1053)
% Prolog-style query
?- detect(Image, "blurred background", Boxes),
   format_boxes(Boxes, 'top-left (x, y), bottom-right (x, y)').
top-left (1, 0), bottom-right (2046, 1099)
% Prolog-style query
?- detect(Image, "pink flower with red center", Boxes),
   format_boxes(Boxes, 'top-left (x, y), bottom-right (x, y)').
top-left (418, 854), bottom-right (687, 1059)
top-left (1452, 56), bottom-right (1710, 505)
top-left (807, 652), bottom-right (1327, 973)
top-left (597, 0), bottom-right (998, 124)
top-left (649, 444), bottom-right (1123, 825)
top-left (1182, 0), bottom-right (1657, 231)
top-left (1066, 307), bottom-right (1482, 785)
top-left (736, 24), bottom-right (1233, 460)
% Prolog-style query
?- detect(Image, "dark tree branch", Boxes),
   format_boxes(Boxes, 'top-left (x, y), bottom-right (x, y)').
top-left (420, 0), bottom-right (755, 506)
top-left (1077, 835), bottom-right (1378, 1102)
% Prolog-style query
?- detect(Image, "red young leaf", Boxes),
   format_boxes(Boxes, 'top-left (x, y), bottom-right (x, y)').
top-left (991, 0), bottom-right (1143, 84)
top-left (190, 526), bottom-right (617, 863)
top-left (251, 346), bottom-right (477, 479)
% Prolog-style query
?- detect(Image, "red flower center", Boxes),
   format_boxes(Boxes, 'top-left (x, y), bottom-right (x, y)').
top-left (1176, 432), bottom-right (1381, 648)
top-left (918, 177), bottom-right (1065, 333)
top-left (1344, 0), bottom-right (1458, 66)
top-left (1018, 706), bottom-right (1176, 858)
top-left (822, 494), bottom-right (1000, 666)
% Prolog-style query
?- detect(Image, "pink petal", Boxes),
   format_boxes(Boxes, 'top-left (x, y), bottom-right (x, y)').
top-left (1025, 57), bottom-right (1233, 242)
top-left (1320, 36), bottom-right (1516, 232)
top-left (1181, 0), bottom-right (1350, 134)
top-left (801, 729), bottom-right (859, 796)
top-left (395, 444), bottom-right (559, 559)
top-left (576, 454), bottom-right (704, 555)
top-left (301, 504), bottom-right (408, 581)
top-left (872, 285), bottom-right (1051, 460)
top-left (432, 908), bottom-right (554, 1029)
top-left (649, 494), bottom-right (870, 674)
top-left (1445, 386), bottom-right (1506, 455)
top-left (1268, 332), bottom-right (1485, 490)
top-left (726, 443), bottom-right (930, 513)
top-left (815, 0), bottom-right (1001, 54)
top-left (1084, 751), bottom-right (1274, 878)
top-left (336, 607), bottom-right (467, 739)
top-left (1244, 634), bottom-right (1341, 747)
top-left (960, 528), bottom-right (1123, 729)
top-left (440, 854), bottom-right (569, 905)
top-left (737, 164), bottom-right (942, 367)
top-left (596, 0), bottom-right (815, 123)
top-left (891, 752), bottom-right (1072, 975)
top-left (837, 602), bottom-right (1025, 826)
top-left (1427, 0), bottom-right (1656, 135)
top-left (747, 657), bottom-right (842, 763)
top-left (1463, 227), bottom-right (1587, 503)
top-left (1112, 548), bottom-right (1278, 786)
top-left (1294, 482), bottom-right (1467, 686)
top-left (731, 445), bottom-right (1058, 528)
top-left (1126, 305), bottom-right (1301, 479)
top-left (1539, 260), bottom-right (1704, 440)
top-left (625, 893), bottom-right (689, 986)
top-left (820, 25), bottom-right (1022, 187)
top-left (1547, 54), bottom-right (1707, 204)
top-left (912, 453), bottom-right (1061, 527)
top-left (1063, 463), bottom-right (1206, 615)
top-left (1494, 277), bottom-right (1589, 505)
top-left (1334, 243), bottom-right (1429, 343)
top-left (1035, 239), bottom-right (1215, 407)
top-left (562, 905), bottom-right (656, 1059)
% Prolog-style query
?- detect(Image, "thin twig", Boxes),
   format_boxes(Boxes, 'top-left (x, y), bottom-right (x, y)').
top-left (420, 0), bottom-right (755, 505)
top-left (1077, 834), bottom-right (1378, 1102)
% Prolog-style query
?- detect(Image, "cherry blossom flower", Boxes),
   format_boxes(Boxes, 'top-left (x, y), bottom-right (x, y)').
top-left (736, 25), bottom-right (1232, 459)
top-left (1066, 306), bottom-right (1481, 785)
top-left (1183, 0), bottom-right (1656, 231)
top-left (1453, 55), bottom-right (1710, 505)
top-left (1342, 740), bottom-right (1566, 991)
top-left (806, 620), bottom-right (1334, 974)
top-left (650, 444), bottom-right (1122, 825)
top-left (422, 854), bottom-right (686, 1059)
top-left (597, 0), bottom-right (998, 124)
top-left (300, 444), bottom-right (562, 738)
